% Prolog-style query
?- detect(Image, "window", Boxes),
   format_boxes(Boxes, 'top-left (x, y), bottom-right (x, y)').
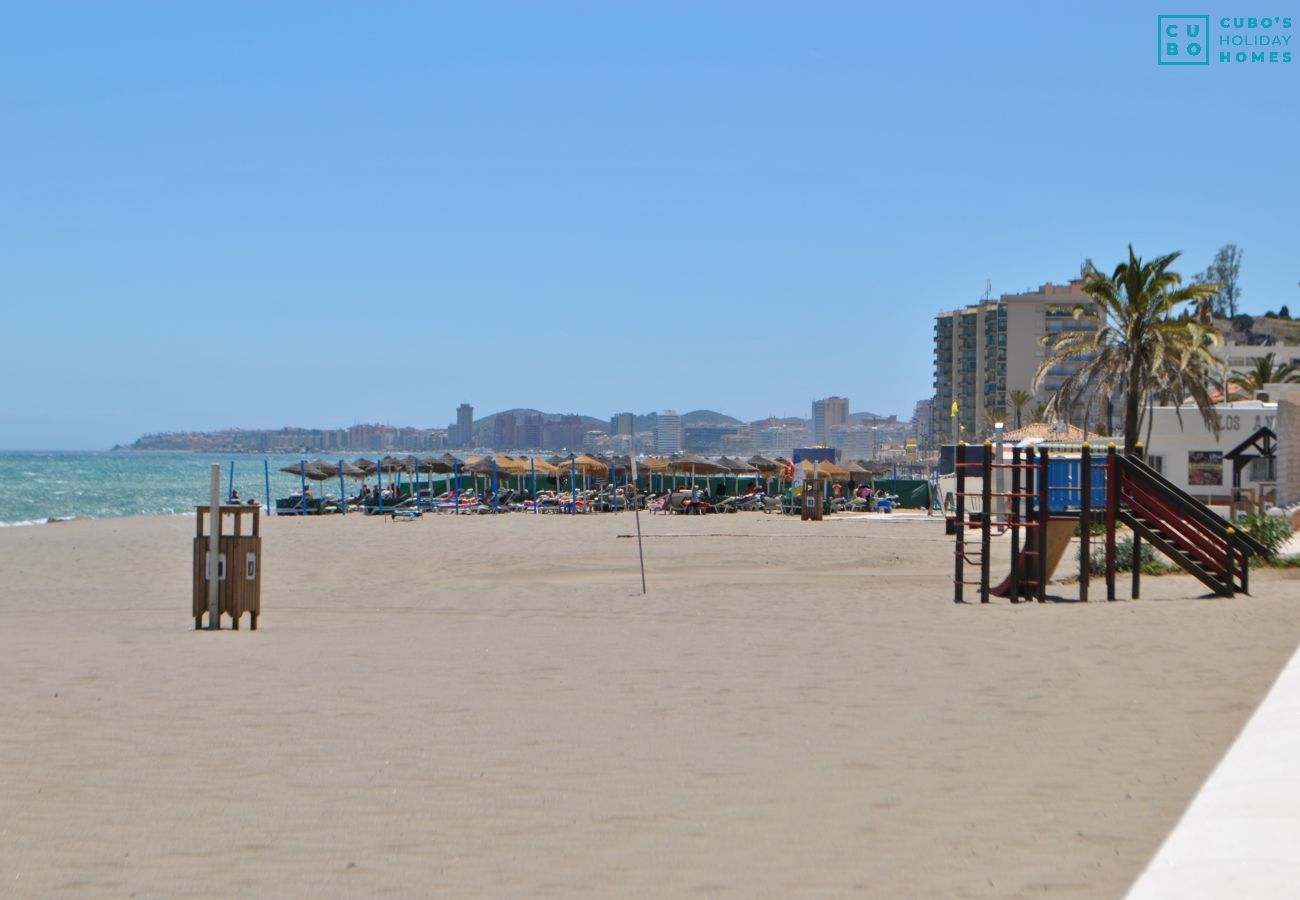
top-left (1146, 454), bottom-right (1164, 475)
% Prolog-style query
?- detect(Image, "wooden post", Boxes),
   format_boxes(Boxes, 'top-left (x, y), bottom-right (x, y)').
top-left (207, 464), bottom-right (221, 630)
top-left (1079, 443), bottom-right (1091, 602)
top-left (1009, 445), bottom-right (1021, 603)
top-left (1037, 446), bottom-right (1049, 602)
top-left (1131, 442), bottom-right (1143, 600)
top-left (981, 440), bottom-right (992, 604)
top-left (954, 441), bottom-right (966, 604)
top-left (1105, 443), bottom-right (1117, 601)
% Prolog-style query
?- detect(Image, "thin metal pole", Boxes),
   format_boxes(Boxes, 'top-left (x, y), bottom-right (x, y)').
top-left (339, 459), bottom-right (346, 515)
top-left (571, 457), bottom-right (577, 514)
top-left (300, 459), bottom-right (307, 514)
top-left (531, 457), bottom-right (537, 514)
top-left (377, 459), bottom-right (384, 515)
top-left (227, 460), bottom-right (235, 502)
top-left (632, 458), bottom-right (646, 593)
top-left (264, 459), bottom-right (271, 516)
top-left (492, 460), bottom-right (499, 514)
top-left (207, 464), bottom-right (221, 630)
top-left (454, 461), bottom-right (460, 515)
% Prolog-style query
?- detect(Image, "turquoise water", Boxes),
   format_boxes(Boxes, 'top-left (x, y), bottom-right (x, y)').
top-left (0, 452), bottom-right (412, 525)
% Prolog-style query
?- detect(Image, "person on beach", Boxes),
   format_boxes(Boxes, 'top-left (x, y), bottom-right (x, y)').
top-left (229, 489), bottom-right (240, 504)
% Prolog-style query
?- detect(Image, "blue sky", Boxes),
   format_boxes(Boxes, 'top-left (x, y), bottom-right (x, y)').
top-left (2, 1), bottom-right (1297, 448)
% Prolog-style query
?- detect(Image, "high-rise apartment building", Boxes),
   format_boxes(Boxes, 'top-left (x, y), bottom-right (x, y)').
top-left (655, 410), bottom-right (682, 454)
top-left (933, 280), bottom-right (1096, 440)
top-left (911, 398), bottom-right (935, 452)
top-left (454, 403), bottom-right (474, 447)
top-left (523, 414), bottom-right (543, 448)
top-left (812, 396), bottom-right (849, 445)
top-left (610, 412), bottom-right (635, 435)
top-left (493, 413), bottom-right (517, 449)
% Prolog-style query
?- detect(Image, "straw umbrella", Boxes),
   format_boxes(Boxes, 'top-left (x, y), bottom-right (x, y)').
top-left (664, 453), bottom-right (729, 495)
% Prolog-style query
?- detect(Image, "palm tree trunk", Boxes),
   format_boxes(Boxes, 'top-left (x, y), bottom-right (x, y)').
top-left (1124, 364), bottom-right (1142, 454)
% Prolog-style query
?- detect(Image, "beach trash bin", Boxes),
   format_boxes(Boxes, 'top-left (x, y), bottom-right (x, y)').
top-left (193, 504), bottom-right (261, 630)
top-left (801, 487), bottom-right (823, 521)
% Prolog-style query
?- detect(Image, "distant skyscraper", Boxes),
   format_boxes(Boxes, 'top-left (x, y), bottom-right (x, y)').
top-left (523, 413), bottom-right (543, 448)
top-left (493, 413), bottom-right (517, 449)
top-left (455, 403), bottom-right (474, 447)
top-left (610, 412), bottom-right (635, 436)
top-left (655, 410), bottom-right (682, 454)
top-left (812, 396), bottom-right (849, 445)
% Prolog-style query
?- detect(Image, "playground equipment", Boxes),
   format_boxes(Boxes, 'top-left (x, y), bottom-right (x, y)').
top-left (952, 441), bottom-right (1272, 604)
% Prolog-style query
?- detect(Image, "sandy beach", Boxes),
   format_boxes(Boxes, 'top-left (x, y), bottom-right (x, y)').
top-left (2, 510), bottom-right (1299, 898)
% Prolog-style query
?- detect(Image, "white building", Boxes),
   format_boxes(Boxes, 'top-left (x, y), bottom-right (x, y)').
top-left (1144, 400), bottom-right (1279, 507)
top-left (654, 410), bottom-right (682, 454)
top-left (830, 424), bottom-right (879, 461)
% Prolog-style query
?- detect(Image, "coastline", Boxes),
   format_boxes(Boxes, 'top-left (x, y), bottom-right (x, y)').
top-left (4, 512), bottom-right (1300, 896)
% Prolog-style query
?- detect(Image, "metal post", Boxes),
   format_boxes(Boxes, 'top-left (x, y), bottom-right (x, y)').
top-left (377, 459), bottom-right (384, 515)
top-left (571, 457), bottom-right (577, 514)
top-left (980, 440), bottom-right (992, 603)
top-left (1106, 444), bottom-right (1117, 601)
top-left (207, 464), bottom-right (221, 630)
top-left (454, 460), bottom-right (460, 515)
top-left (227, 460), bottom-right (235, 502)
top-left (954, 441), bottom-right (966, 604)
top-left (631, 457), bottom-right (646, 593)
top-left (492, 460), bottom-right (499, 514)
top-left (339, 459), bottom-right (346, 515)
top-left (300, 459), bottom-right (307, 515)
top-left (264, 459), bottom-right (271, 516)
top-left (531, 457), bottom-right (537, 514)
top-left (1080, 443), bottom-right (1091, 602)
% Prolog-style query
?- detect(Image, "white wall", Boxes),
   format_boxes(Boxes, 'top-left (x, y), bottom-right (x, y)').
top-left (1144, 401), bottom-right (1278, 500)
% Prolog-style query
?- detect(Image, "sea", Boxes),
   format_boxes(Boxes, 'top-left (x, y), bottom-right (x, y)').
top-left (0, 451), bottom-right (391, 526)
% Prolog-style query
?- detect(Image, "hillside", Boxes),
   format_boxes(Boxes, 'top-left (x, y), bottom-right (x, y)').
top-left (474, 409), bottom-right (607, 430)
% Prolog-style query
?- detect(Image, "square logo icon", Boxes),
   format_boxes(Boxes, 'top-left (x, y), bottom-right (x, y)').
top-left (1159, 15), bottom-right (1210, 64)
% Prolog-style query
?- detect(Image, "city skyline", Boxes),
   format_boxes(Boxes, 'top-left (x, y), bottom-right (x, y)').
top-left (4, 3), bottom-right (1299, 449)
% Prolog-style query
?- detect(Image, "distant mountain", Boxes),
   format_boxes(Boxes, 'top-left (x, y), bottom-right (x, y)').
top-left (628, 410), bottom-right (746, 432)
top-left (682, 409), bottom-right (744, 427)
top-left (847, 411), bottom-right (891, 424)
top-left (474, 409), bottom-right (607, 430)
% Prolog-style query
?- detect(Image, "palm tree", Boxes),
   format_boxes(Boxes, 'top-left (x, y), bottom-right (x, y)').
top-left (1228, 352), bottom-right (1299, 398)
top-left (1034, 246), bottom-right (1223, 453)
top-left (1007, 389), bottom-right (1033, 430)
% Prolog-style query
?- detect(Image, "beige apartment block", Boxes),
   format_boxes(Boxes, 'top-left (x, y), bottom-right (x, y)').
top-left (933, 279), bottom-right (1096, 441)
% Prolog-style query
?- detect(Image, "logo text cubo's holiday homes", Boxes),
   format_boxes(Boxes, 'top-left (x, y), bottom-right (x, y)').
top-left (1158, 14), bottom-right (1293, 65)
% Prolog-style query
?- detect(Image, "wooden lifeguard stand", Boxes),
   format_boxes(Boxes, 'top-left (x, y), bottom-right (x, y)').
top-left (193, 504), bottom-right (261, 630)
